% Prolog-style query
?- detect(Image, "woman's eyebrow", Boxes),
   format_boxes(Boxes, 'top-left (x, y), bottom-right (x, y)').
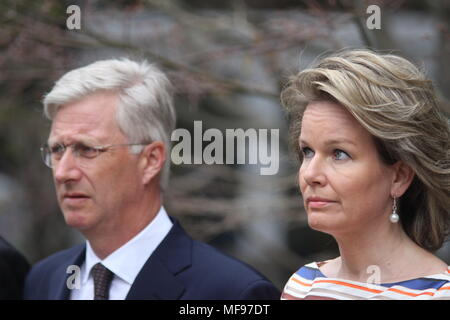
top-left (323, 138), bottom-right (356, 146)
top-left (299, 138), bottom-right (356, 146)
top-left (298, 139), bottom-right (309, 146)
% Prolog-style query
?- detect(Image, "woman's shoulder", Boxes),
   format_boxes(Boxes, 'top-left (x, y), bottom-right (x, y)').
top-left (385, 266), bottom-right (450, 299)
top-left (281, 261), bottom-right (328, 300)
top-left (284, 258), bottom-right (338, 282)
top-left (292, 261), bottom-right (327, 280)
top-left (411, 266), bottom-right (450, 289)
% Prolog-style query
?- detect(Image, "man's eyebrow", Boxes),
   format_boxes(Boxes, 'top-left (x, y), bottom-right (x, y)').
top-left (47, 138), bottom-right (59, 146)
top-left (47, 136), bottom-right (100, 146)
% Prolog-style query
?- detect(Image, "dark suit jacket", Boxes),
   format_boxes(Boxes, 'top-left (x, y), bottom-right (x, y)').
top-left (24, 220), bottom-right (280, 300)
top-left (0, 236), bottom-right (30, 299)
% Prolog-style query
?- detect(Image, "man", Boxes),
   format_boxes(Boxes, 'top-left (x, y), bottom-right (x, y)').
top-left (0, 236), bottom-right (29, 299)
top-left (24, 58), bottom-right (280, 300)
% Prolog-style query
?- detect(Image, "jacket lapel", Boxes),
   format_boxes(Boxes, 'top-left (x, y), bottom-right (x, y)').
top-left (126, 220), bottom-right (192, 300)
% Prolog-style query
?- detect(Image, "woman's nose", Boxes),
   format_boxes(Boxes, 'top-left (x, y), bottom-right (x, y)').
top-left (301, 156), bottom-right (327, 187)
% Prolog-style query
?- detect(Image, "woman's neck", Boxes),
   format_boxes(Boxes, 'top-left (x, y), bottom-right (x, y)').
top-left (327, 220), bottom-right (446, 283)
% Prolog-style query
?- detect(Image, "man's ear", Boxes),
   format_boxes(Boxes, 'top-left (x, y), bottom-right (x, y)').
top-left (390, 161), bottom-right (415, 197)
top-left (138, 141), bottom-right (166, 185)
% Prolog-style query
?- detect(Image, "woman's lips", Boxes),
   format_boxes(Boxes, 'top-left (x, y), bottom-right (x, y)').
top-left (306, 197), bottom-right (336, 208)
top-left (308, 200), bottom-right (335, 208)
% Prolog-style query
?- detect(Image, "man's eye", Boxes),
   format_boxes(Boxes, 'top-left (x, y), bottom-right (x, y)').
top-left (50, 144), bottom-right (65, 154)
top-left (75, 144), bottom-right (98, 157)
top-left (334, 149), bottom-right (350, 160)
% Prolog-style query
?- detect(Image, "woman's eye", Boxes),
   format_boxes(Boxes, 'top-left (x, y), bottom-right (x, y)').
top-left (301, 147), bottom-right (314, 158)
top-left (334, 149), bottom-right (350, 160)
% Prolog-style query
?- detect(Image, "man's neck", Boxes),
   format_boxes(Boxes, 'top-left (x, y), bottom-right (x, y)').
top-left (85, 191), bottom-right (162, 260)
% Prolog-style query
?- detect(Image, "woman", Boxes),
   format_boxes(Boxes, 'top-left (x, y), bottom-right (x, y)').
top-left (281, 49), bottom-right (450, 300)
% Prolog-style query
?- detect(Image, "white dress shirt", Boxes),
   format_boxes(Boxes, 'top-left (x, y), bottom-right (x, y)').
top-left (70, 206), bottom-right (173, 300)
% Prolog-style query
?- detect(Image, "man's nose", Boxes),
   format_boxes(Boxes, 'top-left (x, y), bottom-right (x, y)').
top-left (53, 149), bottom-right (82, 184)
top-left (301, 155), bottom-right (327, 186)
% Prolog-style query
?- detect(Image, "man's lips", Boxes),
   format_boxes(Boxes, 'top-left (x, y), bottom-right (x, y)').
top-left (61, 193), bottom-right (90, 204)
top-left (63, 192), bottom-right (89, 199)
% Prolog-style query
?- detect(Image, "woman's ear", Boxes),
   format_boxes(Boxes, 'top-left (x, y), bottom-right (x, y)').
top-left (138, 141), bottom-right (166, 186)
top-left (390, 161), bottom-right (415, 197)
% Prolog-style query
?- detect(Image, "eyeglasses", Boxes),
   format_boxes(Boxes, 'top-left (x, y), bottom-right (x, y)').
top-left (40, 142), bottom-right (147, 168)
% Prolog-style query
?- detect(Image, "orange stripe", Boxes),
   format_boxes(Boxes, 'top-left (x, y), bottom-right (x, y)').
top-left (292, 277), bottom-right (312, 287)
top-left (314, 279), bottom-right (383, 294)
top-left (438, 286), bottom-right (450, 291)
top-left (387, 287), bottom-right (434, 297)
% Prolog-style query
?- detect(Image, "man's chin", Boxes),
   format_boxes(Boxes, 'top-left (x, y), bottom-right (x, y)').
top-left (63, 210), bottom-right (93, 230)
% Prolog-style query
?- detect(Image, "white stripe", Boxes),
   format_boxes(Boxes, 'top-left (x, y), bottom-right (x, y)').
top-left (283, 286), bottom-right (308, 299)
top-left (312, 281), bottom-right (378, 299)
top-left (424, 274), bottom-right (450, 281)
top-left (308, 287), bottom-right (365, 300)
top-left (306, 289), bottom-right (351, 300)
top-left (305, 261), bottom-right (320, 269)
top-left (291, 273), bottom-right (315, 285)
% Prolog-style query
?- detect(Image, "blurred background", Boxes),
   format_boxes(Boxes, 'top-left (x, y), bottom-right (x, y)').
top-left (0, 0), bottom-right (449, 290)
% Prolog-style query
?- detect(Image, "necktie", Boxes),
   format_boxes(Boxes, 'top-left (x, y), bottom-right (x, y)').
top-left (91, 263), bottom-right (114, 300)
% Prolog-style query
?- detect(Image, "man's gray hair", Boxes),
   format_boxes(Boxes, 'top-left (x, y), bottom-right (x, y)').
top-left (43, 58), bottom-right (176, 192)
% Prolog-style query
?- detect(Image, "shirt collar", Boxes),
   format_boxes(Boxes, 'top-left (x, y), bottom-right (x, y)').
top-left (82, 206), bottom-right (173, 285)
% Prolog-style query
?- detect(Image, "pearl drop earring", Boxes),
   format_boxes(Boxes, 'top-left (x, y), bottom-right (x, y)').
top-left (390, 197), bottom-right (399, 223)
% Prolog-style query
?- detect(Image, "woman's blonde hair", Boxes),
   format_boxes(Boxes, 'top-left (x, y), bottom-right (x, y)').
top-left (281, 49), bottom-right (450, 251)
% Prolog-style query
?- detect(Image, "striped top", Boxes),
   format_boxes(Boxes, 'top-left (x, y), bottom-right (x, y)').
top-left (282, 261), bottom-right (450, 300)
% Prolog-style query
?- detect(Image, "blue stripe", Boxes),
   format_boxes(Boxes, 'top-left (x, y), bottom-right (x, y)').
top-left (382, 277), bottom-right (448, 290)
top-left (296, 265), bottom-right (324, 280)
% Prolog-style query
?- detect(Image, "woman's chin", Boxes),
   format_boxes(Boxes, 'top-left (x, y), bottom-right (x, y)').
top-left (307, 213), bottom-right (341, 234)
